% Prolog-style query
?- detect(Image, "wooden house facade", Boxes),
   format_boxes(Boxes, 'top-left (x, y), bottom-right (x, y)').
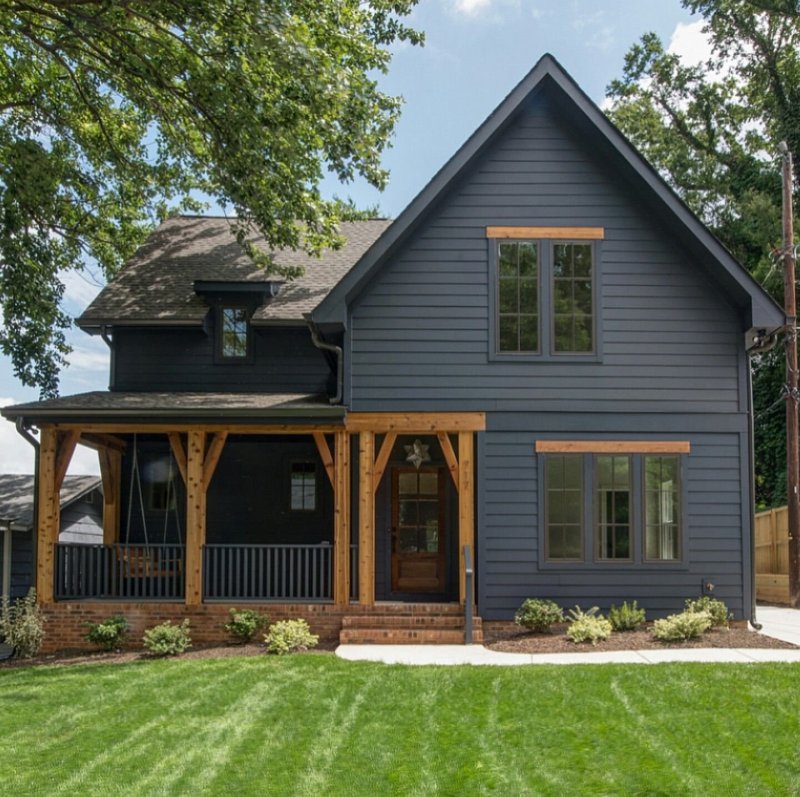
top-left (1, 56), bottom-right (783, 649)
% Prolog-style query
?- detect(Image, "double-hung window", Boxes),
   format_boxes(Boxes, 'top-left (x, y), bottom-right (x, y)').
top-left (538, 443), bottom-right (687, 566)
top-left (489, 227), bottom-right (601, 358)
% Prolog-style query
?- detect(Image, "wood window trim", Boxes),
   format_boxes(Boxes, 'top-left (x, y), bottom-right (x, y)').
top-left (536, 441), bottom-right (691, 454)
top-left (487, 226), bottom-right (604, 240)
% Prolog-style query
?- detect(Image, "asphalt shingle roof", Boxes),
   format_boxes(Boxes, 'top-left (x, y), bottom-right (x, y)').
top-left (77, 216), bottom-right (392, 326)
top-left (0, 474), bottom-right (102, 531)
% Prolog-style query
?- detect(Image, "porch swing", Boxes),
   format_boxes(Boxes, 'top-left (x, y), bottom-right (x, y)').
top-left (121, 434), bottom-right (183, 579)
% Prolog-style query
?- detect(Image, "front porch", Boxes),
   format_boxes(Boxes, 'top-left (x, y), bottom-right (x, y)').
top-left (15, 399), bottom-right (485, 645)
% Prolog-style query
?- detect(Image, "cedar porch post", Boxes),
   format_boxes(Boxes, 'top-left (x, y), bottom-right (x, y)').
top-left (358, 431), bottom-right (375, 606)
top-left (98, 448), bottom-right (122, 545)
top-left (458, 431), bottom-right (475, 606)
top-left (36, 426), bottom-right (59, 603)
top-left (333, 429), bottom-right (351, 606)
top-left (185, 430), bottom-right (206, 606)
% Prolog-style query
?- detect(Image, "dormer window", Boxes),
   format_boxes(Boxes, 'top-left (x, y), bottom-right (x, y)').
top-left (220, 306), bottom-right (249, 359)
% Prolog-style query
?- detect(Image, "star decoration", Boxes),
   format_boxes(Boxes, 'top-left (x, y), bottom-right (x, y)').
top-left (404, 439), bottom-right (431, 469)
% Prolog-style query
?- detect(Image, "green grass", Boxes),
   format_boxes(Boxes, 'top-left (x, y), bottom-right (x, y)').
top-left (1, 656), bottom-right (799, 796)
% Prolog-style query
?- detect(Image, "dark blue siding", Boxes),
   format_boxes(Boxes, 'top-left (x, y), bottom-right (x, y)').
top-left (348, 92), bottom-right (753, 619)
top-left (114, 327), bottom-right (332, 394)
top-left (9, 533), bottom-right (33, 599)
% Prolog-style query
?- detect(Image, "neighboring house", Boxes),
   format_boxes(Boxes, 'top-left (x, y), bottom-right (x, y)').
top-left (0, 475), bottom-right (103, 600)
top-left (0, 55), bottom-right (784, 649)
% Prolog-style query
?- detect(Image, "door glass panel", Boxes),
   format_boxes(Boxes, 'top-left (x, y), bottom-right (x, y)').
top-left (398, 499), bottom-right (418, 526)
top-left (398, 472), bottom-right (418, 495)
top-left (422, 524), bottom-right (439, 552)
top-left (398, 529), bottom-right (419, 553)
top-left (418, 473), bottom-right (438, 494)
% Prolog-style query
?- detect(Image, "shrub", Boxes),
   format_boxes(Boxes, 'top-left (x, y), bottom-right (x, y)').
top-left (0, 589), bottom-right (45, 658)
top-left (223, 608), bottom-right (269, 644)
top-left (264, 619), bottom-right (319, 655)
top-left (652, 611), bottom-right (712, 642)
top-left (514, 598), bottom-right (564, 632)
top-left (86, 614), bottom-right (130, 651)
top-left (608, 600), bottom-right (646, 632)
top-left (565, 606), bottom-right (613, 645)
top-left (685, 596), bottom-right (729, 628)
top-left (142, 619), bottom-right (192, 656)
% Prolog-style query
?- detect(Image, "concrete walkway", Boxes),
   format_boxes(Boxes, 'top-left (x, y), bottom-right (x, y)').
top-left (335, 605), bottom-right (800, 666)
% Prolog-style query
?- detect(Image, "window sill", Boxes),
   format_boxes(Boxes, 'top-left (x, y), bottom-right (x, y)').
top-left (488, 351), bottom-right (601, 364)
top-left (538, 560), bottom-right (688, 572)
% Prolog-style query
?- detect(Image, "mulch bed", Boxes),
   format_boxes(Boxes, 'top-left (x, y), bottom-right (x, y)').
top-left (485, 623), bottom-right (798, 654)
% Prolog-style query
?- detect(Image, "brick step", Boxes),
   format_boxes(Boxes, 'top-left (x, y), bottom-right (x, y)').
top-left (354, 602), bottom-right (467, 616)
top-left (339, 626), bottom-right (484, 645)
top-left (342, 614), bottom-right (482, 629)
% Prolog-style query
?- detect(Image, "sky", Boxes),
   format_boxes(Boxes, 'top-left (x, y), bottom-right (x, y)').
top-left (0, 0), bottom-right (707, 475)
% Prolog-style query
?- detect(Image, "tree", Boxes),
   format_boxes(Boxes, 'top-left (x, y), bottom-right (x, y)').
top-left (0, 1), bottom-right (422, 396)
top-left (606, 0), bottom-right (800, 508)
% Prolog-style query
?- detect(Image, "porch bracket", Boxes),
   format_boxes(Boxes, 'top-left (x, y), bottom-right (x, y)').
top-left (202, 432), bottom-right (228, 491)
top-left (372, 432), bottom-right (397, 492)
top-left (437, 432), bottom-right (460, 491)
top-left (313, 432), bottom-right (335, 488)
top-left (168, 432), bottom-right (188, 484)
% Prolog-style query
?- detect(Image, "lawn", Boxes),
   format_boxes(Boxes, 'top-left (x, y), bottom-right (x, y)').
top-left (1, 656), bottom-right (798, 796)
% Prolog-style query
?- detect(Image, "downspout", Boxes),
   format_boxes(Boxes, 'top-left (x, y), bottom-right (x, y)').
top-left (100, 325), bottom-right (115, 391)
top-left (15, 419), bottom-right (40, 600)
top-left (746, 329), bottom-right (779, 630)
top-left (2, 525), bottom-right (10, 600)
top-left (308, 320), bottom-right (343, 405)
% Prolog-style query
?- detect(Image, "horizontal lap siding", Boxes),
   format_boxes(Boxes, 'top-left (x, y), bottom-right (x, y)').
top-left (350, 94), bottom-right (741, 413)
top-left (10, 533), bottom-right (33, 599)
top-left (114, 327), bottom-right (330, 394)
top-left (348, 92), bottom-right (751, 620)
top-left (480, 428), bottom-right (745, 620)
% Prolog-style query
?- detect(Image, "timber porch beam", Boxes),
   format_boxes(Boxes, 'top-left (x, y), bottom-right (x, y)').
top-left (333, 429), bottom-right (350, 607)
top-left (36, 427), bottom-right (59, 603)
top-left (358, 431), bottom-right (375, 606)
top-left (346, 412), bottom-right (485, 433)
top-left (79, 432), bottom-right (127, 453)
top-left (458, 432), bottom-right (475, 606)
top-left (185, 431), bottom-right (206, 606)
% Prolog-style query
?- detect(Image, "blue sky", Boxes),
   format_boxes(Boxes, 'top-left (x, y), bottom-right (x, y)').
top-left (0, 0), bottom-right (704, 472)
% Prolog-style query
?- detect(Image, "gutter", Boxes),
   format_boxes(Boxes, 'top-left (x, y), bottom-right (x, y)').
top-left (307, 320), bottom-right (343, 406)
top-left (100, 325), bottom-right (115, 391)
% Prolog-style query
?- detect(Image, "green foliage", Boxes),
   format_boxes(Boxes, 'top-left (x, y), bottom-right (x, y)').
top-left (85, 614), bottom-right (130, 651)
top-left (685, 596), bottom-right (730, 627)
top-left (142, 619), bottom-right (192, 656)
top-left (0, 588), bottom-right (45, 658)
top-left (565, 606), bottom-right (613, 645)
top-left (608, 600), bottom-right (647, 632)
top-left (0, 1), bottom-right (422, 395)
top-left (652, 610), bottom-right (713, 641)
top-left (514, 598), bottom-right (564, 632)
top-left (223, 608), bottom-right (269, 644)
top-left (264, 619), bottom-right (319, 655)
top-left (607, 1), bottom-right (800, 507)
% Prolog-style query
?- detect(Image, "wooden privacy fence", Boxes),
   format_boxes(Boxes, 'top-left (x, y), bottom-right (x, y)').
top-left (755, 506), bottom-right (790, 604)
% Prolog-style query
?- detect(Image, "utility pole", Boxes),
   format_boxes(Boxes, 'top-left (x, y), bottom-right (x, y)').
top-left (781, 141), bottom-right (800, 607)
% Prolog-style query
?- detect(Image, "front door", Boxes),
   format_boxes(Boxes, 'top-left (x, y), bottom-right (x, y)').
top-left (391, 467), bottom-right (446, 593)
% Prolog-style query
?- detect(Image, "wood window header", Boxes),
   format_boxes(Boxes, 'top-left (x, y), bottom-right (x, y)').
top-left (487, 226), bottom-right (605, 240)
top-left (536, 441), bottom-right (690, 454)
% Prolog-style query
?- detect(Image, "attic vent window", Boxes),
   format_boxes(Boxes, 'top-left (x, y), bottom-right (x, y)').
top-left (220, 306), bottom-right (249, 359)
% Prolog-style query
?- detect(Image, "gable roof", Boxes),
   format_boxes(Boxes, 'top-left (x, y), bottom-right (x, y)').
top-left (312, 54), bottom-right (784, 333)
top-left (0, 474), bottom-right (102, 532)
top-left (77, 216), bottom-right (391, 329)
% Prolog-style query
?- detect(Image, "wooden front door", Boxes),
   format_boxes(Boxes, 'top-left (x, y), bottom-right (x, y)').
top-left (391, 467), bottom-right (446, 593)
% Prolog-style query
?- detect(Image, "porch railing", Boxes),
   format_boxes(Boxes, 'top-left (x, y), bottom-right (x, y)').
top-left (55, 543), bottom-right (185, 600)
top-left (203, 544), bottom-right (333, 601)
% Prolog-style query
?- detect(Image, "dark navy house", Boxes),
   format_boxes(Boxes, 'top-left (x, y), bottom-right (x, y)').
top-left (2, 56), bottom-right (784, 646)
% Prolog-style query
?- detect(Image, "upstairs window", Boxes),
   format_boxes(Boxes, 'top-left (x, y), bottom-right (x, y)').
top-left (498, 241), bottom-right (539, 353)
top-left (489, 227), bottom-right (600, 358)
top-left (553, 243), bottom-right (593, 353)
top-left (218, 306), bottom-right (250, 360)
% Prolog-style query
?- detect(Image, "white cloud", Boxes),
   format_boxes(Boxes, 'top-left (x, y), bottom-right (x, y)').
top-left (667, 20), bottom-right (709, 67)
top-left (451, 0), bottom-right (493, 14)
top-left (68, 347), bottom-right (110, 372)
top-left (571, 10), bottom-right (615, 52)
top-left (60, 267), bottom-right (105, 312)
top-left (0, 397), bottom-right (100, 476)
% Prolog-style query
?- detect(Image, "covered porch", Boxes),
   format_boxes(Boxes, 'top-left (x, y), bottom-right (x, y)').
top-left (5, 394), bottom-right (484, 616)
